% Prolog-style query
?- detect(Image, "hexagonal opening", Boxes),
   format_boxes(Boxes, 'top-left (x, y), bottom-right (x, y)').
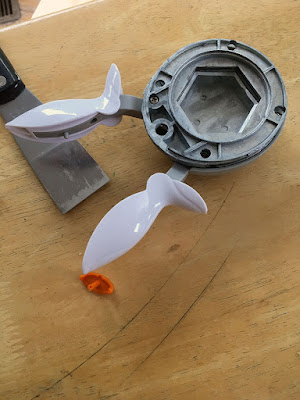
top-left (180, 67), bottom-right (260, 135)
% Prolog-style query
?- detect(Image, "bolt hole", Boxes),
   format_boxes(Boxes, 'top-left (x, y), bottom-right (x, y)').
top-left (194, 119), bottom-right (201, 126)
top-left (156, 123), bottom-right (169, 136)
top-left (200, 148), bottom-right (211, 158)
top-left (90, 117), bottom-right (98, 124)
top-left (155, 79), bottom-right (165, 87)
top-left (150, 94), bottom-right (159, 104)
top-left (274, 106), bottom-right (286, 116)
top-left (227, 40), bottom-right (237, 50)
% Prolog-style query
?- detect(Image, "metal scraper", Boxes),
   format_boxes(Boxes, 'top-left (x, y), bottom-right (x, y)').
top-left (0, 48), bottom-right (109, 213)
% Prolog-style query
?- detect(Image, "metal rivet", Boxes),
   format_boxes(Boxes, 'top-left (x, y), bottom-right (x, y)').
top-left (149, 94), bottom-right (159, 104)
top-left (0, 76), bottom-right (7, 87)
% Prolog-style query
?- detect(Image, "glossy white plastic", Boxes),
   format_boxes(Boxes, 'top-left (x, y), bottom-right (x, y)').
top-left (82, 173), bottom-right (207, 274)
top-left (5, 64), bottom-right (122, 142)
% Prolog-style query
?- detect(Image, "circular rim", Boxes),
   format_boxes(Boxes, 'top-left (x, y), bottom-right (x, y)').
top-left (142, 39), bottom-right (287, 173)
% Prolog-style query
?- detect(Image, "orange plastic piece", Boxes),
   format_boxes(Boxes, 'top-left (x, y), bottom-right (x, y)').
top-left (80, 273), bottom-right (114, 294)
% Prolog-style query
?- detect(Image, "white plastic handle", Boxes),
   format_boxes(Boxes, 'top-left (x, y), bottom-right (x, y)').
top-left (5, 64), bottom-right (122, 142)
top-left (82, 173), bottom-right (207, 274)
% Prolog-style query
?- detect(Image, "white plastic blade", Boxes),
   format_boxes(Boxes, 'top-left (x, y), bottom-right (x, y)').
top-left (5, 64), bottom-right (122, 142)
top-left (82, 173), bottom-right (207, 274)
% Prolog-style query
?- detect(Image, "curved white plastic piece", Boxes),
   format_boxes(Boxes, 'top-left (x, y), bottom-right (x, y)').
top-left (82, 173), bottom-right (207, 274)
top-left (5, 64), bottom-right (122, 143)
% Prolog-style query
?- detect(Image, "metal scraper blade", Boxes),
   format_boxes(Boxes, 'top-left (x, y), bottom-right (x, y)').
top-left (0, 88), bottom-right (109, 213)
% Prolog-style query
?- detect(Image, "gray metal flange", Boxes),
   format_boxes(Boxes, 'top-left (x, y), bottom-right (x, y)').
top-left (142, 39), bottom-right (287, 174)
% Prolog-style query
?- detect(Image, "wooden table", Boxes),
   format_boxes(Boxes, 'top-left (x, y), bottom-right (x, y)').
top-left (0, 1), bottom-right (299, 399)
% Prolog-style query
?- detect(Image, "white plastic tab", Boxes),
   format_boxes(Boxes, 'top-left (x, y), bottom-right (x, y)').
top-left (5, 64), bottom-right (122, 142)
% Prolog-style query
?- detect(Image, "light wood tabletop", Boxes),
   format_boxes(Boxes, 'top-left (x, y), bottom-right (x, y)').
top-left (0, 1), bottom-right (299, 399)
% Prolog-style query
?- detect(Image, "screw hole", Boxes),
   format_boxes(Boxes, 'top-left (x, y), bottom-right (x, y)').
top-left (274, 106), bottom-right (286, 116)
top-left (227, 40), bottom-right (237, 50)
top-left (90, 117), bottom-right (98, 124)
top-left (155, 79), bottom-right (165, 87)
top-left (200, 148), bottom-right (211, 158)
top-left (150, 94), bottom-right (159, 104)
top-left (156, 123), bottom-right (169, 136)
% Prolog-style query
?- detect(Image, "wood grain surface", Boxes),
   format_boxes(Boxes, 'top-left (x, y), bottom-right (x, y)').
top-left (0, 1), bottom-right (299, 399)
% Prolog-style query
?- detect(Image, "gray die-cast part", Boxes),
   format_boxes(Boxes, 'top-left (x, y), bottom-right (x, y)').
top-left (142, 39), bottom-right (287, 174)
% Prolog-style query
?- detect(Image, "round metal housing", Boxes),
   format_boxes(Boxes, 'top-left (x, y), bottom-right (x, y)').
top-left (142, 39), bottom-right (287, 173)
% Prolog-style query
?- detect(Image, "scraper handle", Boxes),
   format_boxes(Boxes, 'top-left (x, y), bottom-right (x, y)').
top-left (0, 48), bottom-right (25, 105)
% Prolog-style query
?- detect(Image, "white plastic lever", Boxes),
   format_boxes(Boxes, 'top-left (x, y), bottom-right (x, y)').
top-left (82, 173), bottom-right (207, 274)
top-left (5, 64), bottom-right (122, 142)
